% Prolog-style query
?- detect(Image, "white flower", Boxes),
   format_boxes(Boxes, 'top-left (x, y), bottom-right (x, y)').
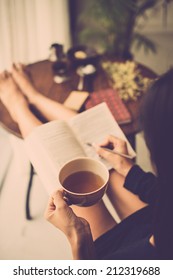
top-left (102, 60), bottom-right (152, 101)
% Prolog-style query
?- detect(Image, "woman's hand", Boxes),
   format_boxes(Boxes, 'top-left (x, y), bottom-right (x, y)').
top-left (44, 190), bottom-right (88, 239)
top-left (44, 190), bottom-right (95, 259)
top-left (95, 135), bottom-right (134, 177)
top-left (44, 190), bottom-right (95, 260)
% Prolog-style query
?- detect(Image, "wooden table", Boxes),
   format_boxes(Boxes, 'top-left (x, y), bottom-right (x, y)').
top-left (0, 59), bottom-right (157, 220)
top-left (0, 59), bottom-right (157, 138)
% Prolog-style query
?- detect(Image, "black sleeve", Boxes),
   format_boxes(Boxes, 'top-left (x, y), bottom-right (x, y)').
top-left (104, 239), bottom-right (157, 260)
top-left (124, 165), bottom-right (157, 204)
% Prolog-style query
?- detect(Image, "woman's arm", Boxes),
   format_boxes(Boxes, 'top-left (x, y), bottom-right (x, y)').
top-left (44, 190), bottom-right (96, 260)
top-left (124, 165), bottom-right (157, 204)
top-left (95, 135), bottom-right (157, 205)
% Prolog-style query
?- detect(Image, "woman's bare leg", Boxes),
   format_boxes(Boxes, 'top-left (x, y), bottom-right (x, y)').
top-left (0, 71), bottom-right (41, 137)
top-left (12, 63), bottom-right (76, 121)
top-left (107, 170), bottom-right (147, 221)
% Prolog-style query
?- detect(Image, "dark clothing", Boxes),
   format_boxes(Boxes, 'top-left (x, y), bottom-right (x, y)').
top-left (94, 165), bottom-right (159, 259)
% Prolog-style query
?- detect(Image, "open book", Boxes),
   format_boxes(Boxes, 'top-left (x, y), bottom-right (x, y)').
top-left (24, 103), bottom-right (136, 194)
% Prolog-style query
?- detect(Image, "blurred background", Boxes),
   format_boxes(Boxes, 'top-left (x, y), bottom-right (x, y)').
top-left (0, 0), bottom-right (173, 259)
top-left (1, 0), bottom-right (173, 74)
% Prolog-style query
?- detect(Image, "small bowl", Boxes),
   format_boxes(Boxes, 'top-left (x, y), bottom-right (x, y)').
top-left (67, 45), bottom-right (100, 68)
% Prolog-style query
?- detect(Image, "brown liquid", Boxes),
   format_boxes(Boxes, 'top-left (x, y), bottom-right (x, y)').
top-left (63, 171), bottom-right (104, 194)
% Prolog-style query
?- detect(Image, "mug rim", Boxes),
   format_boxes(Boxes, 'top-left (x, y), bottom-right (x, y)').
top-left (58, 157), bottom-right (109, 196)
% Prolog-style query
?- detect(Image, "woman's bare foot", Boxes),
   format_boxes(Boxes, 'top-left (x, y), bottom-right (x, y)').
top-left (12, 63), bottom-right (38, 104)
top-left (0, 71), bottom-right (29, 122)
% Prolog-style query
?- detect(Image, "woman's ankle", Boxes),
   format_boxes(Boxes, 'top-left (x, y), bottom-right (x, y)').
top-left (28, 90), bottom-right (42, 105)
top-left (24, 87), bottom-right (40, 105)
top-left (11, 96), bottom-right (29, 123)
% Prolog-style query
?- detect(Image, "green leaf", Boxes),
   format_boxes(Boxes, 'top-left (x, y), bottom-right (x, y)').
top-left (132, 33), bottom-right (157, 53)
top-left (137, 0), bottom-right (159, 15)
top-left (75, 0), bottom-right (167, 58)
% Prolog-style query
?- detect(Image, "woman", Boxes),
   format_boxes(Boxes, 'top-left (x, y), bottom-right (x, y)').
top-left (0, 65), bottom-right (172, 259)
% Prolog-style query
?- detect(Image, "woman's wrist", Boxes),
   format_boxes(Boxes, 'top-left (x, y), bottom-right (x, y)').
top-left (115, 159), bottom-right (134, 177)
top-left (68, 220), bottom-right (96, 260)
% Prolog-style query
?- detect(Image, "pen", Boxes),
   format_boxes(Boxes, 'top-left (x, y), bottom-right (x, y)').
top-left (86, 142), bottom-right (133, 159)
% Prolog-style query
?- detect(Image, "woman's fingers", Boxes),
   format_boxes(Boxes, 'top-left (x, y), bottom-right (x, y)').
top-left (44, 196), bottom-right (55, 220)
top-left (44, 190), bottom-right (66, 218)
top-left (93, 135), bottom-right (134, 177)
top-left (95, 135), bottom-right (128, 156)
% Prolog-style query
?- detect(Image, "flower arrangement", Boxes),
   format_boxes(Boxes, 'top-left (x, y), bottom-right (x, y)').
top-left (102, 60), bottom-right (152, 101)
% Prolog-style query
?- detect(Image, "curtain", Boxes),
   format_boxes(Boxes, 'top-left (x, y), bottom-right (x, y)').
top-left (0, 0), bottom-right (71, 71)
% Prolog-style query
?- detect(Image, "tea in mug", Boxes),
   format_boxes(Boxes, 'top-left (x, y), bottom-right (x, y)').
top-left (62, 170), bottom-right (104, 194)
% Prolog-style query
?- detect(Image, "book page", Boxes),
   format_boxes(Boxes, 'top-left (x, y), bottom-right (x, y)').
top-left (24, 120), bottom-right (86, 194)
top-left (69, 103), bottom-right (136, 169)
